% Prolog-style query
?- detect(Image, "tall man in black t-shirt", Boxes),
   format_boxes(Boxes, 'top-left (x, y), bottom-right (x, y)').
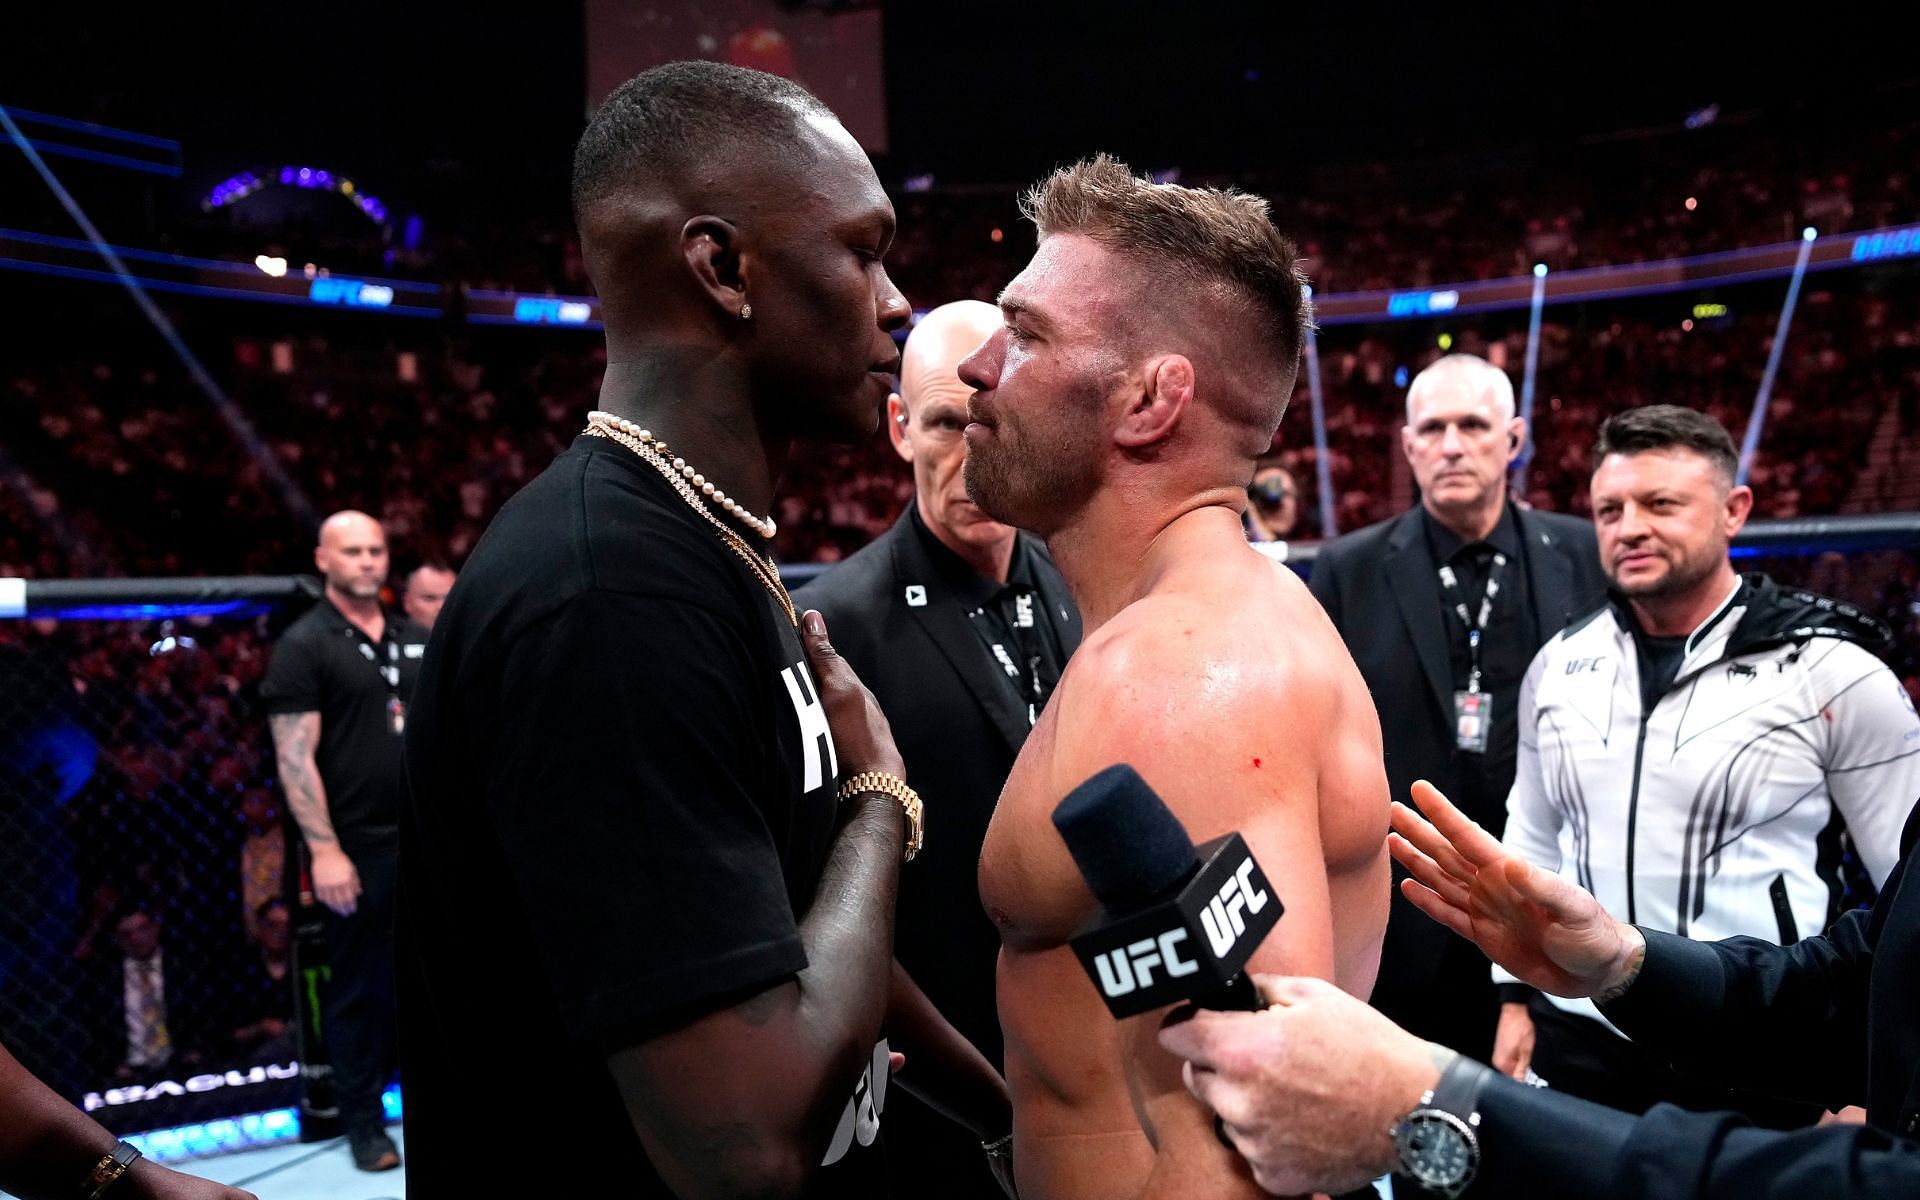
top-left (400, 63), bottom-right (1010, 1200)
top-left (1308, 354), bottom-right (1605, 1069)
top-left (261, 510), bottom-right (427, 1172)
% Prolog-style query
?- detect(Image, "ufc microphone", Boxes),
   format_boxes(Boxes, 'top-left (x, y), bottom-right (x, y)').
top-left (1052, 764), bottom-right (1283, 1019)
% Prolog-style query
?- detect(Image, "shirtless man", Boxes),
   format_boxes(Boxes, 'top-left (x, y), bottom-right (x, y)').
top-left (962, 156), bottom-right (1392, 1199)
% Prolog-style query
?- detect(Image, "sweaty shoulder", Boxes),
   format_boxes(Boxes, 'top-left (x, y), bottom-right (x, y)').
top-left (1053, 555), bottom-right (1380, 822)
top-left (1042, 550), bottom-right (1390, 992)
top-left (1134, 557), bottom-right (1353, 689)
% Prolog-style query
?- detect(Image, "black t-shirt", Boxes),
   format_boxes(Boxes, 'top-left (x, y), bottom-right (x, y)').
top-left (259, 599), bottom-right (426, 849)
top-left (398, 436), bottom-right (889, 1199)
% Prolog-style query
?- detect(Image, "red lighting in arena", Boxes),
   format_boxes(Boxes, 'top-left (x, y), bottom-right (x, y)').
top-left (727, 24), bottom-right (798, 79)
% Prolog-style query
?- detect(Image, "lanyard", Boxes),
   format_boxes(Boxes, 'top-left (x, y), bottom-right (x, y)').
top-left (1435, 552), bottom-right (1508, 694)
top-left (353, 625), bottom-right (403, 695)
top-left (971, 585), bottom-right (1052, 707)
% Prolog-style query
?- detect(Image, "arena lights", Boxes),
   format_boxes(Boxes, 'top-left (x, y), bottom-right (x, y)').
top-left (308, 277), bottom-right (394, 308)
top-left (1692, 303), bottom-right (1730, 319)
top-left (253, 254), bottom-right (287, 278)
top-left (122, 1085), bottom-right (403, 1164)
top-left (1385, 288), bottom-right (1460, 317)
top-left (1532, 263), bottom-right (1548, 278)
top-left (126, 1108), bottom-right (299, 1163)
top-left (0, 104), bottom-right (184, 176)
top-left (1803, 226), bottom-right (1818, 242)
top-left (207, 172), bottom-right (264, 207)
top-left (512, 296), bottom-right (594, 325)
top-left (43, 601), bottom-right (261, 620)
top-left (1849, 227), bottom-right (1920, 262)
top-left (201, 165), bottom-right (390, 226)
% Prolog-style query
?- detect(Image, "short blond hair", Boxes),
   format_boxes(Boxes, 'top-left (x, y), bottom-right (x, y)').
top-left (1021, 155), bottom-right (1311, 379)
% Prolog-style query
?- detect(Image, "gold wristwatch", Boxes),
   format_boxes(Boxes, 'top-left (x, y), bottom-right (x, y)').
top-left (836, 771), bottom-right (924, 862)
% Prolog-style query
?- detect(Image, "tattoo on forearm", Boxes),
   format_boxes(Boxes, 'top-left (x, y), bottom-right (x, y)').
top-left (269, 712), bottom-right (337, 849)
top-left (1596, 928), bottom-right (1648, 1006)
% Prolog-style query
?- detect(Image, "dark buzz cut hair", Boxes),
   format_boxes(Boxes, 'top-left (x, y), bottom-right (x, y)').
top-left (1591, 404), bottom-right (1741, 482)
top-left (1019, 154), bottom-right (1313, 377)
top-left (571, 61), bottom-right (832, 225)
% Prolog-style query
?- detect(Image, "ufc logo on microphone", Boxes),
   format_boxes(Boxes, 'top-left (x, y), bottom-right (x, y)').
top-left (1200, 860), bottom-right (1270, 957)
top-left (780, 663), bottom-right (838, 793)
top-left (1093, 929), bottom-right (1198, 998)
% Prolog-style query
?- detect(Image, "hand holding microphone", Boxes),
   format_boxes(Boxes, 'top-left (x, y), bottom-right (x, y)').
top-left (1050, 763), bottom-right (1285, 1020)
top-left (1051, 766), bottom-right (1468, 1194)
top-left (1049, 763), bottom-right (1287, 1155)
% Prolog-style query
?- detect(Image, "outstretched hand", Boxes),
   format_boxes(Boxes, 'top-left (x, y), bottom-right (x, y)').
top-left (1156, 976), bottom-right (1444, 1197)
top-left (1390, 781), bottom-right (1645, 1001)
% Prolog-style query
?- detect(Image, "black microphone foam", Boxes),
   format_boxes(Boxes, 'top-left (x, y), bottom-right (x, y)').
top-left (1052, 764), bottom-right (1283, 1019)
top-left (1052, 764), bottom-right (1199, 911)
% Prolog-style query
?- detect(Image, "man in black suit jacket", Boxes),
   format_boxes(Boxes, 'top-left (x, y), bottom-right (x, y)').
top-left (1307, 354), bottom-right (1605, 1065)
top-left (796, 300), bottom-right (1079, 1198)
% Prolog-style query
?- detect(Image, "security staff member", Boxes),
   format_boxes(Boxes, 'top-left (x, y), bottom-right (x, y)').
top-left (796, 299), bottom-right (1079, 1198)
top-left (1308, 353), bottom-right (1605, 1063)
top-left (262, 510), bottom-right (426, 1172)
top-left (1154, 782), bottom-right (1920, 1199)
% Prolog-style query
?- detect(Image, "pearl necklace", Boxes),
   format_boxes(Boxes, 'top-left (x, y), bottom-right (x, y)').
top-left (585, 411), bottom-right (776, 539)
top-left (583, 412), bottom-right (797, 628)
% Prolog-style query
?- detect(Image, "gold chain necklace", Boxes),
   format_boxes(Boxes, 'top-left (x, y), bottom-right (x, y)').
top-left (587, 410), bottom-right (776, 537)
top-left (583, 418), bottom-right (798, 628)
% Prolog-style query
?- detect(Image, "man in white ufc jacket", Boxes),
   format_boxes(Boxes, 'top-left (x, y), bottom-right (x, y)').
top-left (1496, 405), bottom-right (1920, 1126)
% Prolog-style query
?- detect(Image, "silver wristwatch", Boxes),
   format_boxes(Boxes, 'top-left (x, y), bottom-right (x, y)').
top-left (1390, 1055), bottom-right (1492, 1198)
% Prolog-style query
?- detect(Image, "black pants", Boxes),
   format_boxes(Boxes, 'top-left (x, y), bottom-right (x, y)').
top-left (1528, 997), bottom-right (1820, 1129)
top-left (323, 841), bottom-right (398, 1135)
